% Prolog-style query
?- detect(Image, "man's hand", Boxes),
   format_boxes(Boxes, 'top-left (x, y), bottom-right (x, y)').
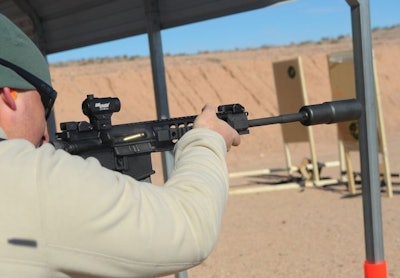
top-left (194, 103), bottom-right (241, 151)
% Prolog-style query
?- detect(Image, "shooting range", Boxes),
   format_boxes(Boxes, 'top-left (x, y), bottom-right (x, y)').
top-left (1, 1), bottom-right (397, 277)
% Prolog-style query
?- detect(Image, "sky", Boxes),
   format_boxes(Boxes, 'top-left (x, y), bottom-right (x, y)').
top-left (47, 0), bottom-right (400, 63)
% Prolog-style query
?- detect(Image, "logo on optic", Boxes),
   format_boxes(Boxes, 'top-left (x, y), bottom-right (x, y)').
top-left (95, 102), bottom-right (110, 111)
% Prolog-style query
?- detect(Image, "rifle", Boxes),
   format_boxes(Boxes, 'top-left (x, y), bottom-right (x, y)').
top-left (52, 94), bottom-right (362, 180)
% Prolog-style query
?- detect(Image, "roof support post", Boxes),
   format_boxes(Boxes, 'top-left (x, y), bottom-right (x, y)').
top-left (345, 0), bottom-right (387, 276)
top-left (143, 0), bottom-right (175, 183)
top-left (142, 13), bottom-right (189, 276)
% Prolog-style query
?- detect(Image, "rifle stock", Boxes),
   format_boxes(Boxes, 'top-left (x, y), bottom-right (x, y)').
top-left (52, 94), bottom-right (362, 180)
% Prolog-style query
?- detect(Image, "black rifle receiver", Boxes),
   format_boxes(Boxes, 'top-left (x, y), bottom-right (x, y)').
top-left (52, 94), bottom-right (362, 180)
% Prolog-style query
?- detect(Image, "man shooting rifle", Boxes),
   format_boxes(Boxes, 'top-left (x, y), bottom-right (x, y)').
top-left (0, 13), bottom-right (240, 277)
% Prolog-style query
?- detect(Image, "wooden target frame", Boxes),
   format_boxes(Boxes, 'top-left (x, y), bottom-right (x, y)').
top-left (272, 57), bottom-right (320, 183)
top-left (328, 50), bottom-right (392, 197)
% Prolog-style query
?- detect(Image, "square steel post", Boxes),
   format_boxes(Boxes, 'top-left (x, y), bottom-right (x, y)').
top-left (345, 0), bottom-right (387, 276)
top-left (144, 0), bottom-right (175, 182)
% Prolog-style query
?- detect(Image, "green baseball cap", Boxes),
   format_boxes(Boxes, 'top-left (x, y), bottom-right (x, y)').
top-left (0, 13), bottom-right (52, 89)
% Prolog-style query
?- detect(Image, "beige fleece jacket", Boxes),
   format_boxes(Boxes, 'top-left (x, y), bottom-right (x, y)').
top-left (0, 127), bottom-right (229, 277)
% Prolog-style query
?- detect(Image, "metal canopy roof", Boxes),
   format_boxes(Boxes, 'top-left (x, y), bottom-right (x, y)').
top-left (0, 0), bottom-right (288, 54)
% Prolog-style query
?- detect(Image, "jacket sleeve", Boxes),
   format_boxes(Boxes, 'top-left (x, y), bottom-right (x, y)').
top-left (37, 128), bottom-right (229, 277)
